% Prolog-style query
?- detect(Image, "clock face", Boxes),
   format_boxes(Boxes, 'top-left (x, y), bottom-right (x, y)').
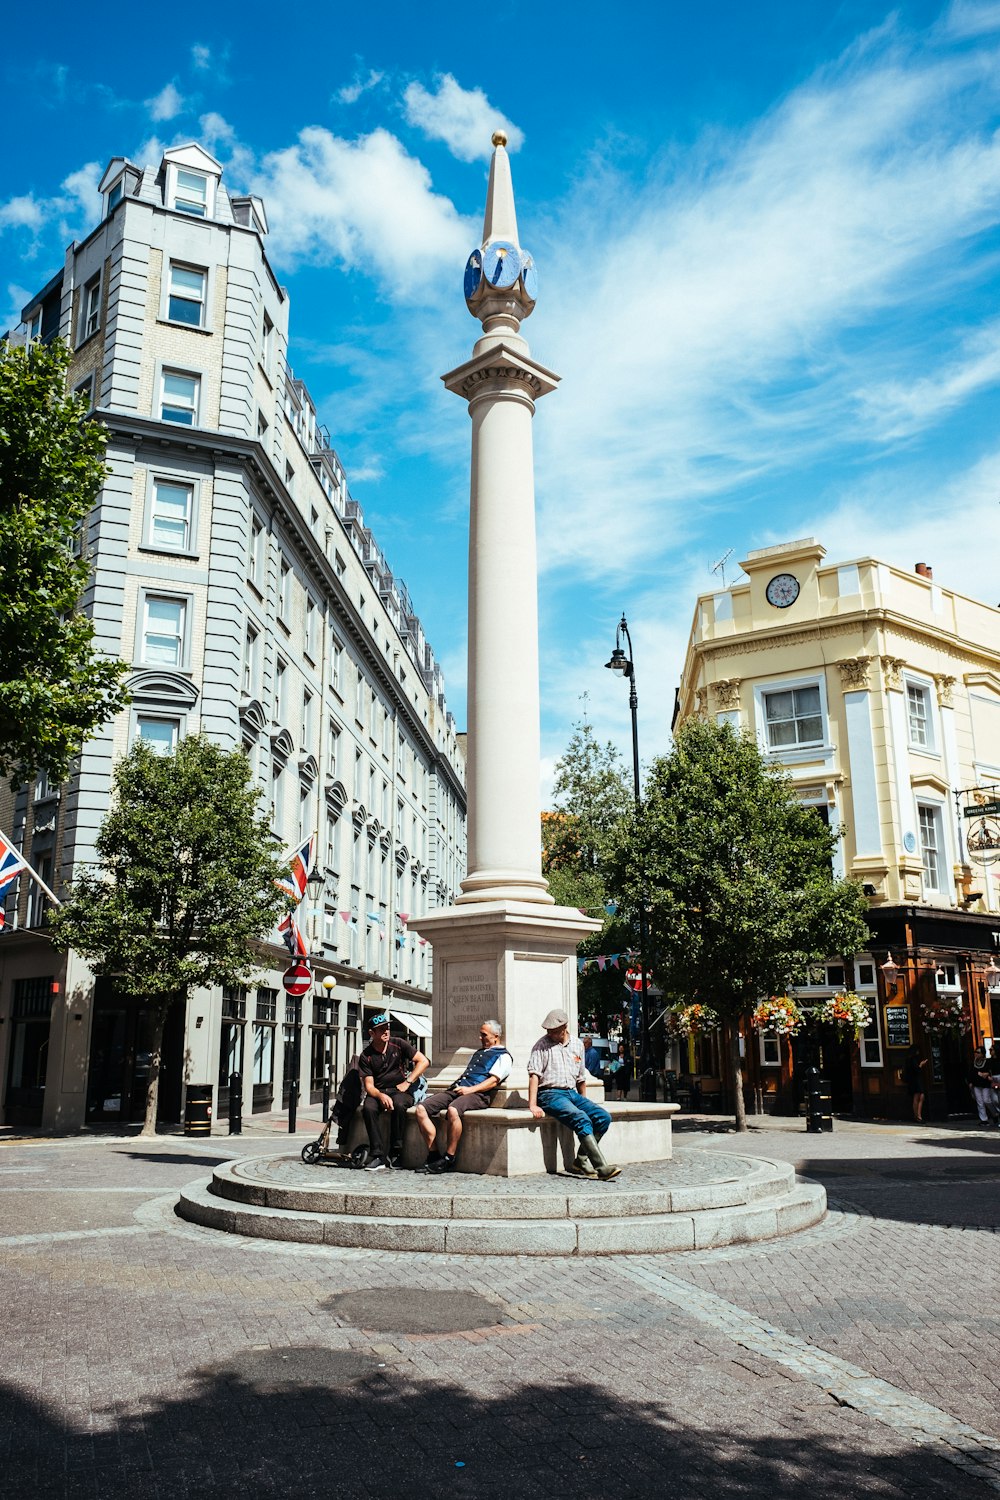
top-left (765, 573), bottom-right (800, 609)
top-left (521, 256), bottom-right (538, 303)
top-left (463, 249), bottom-right (483, 302)
top-left (483, 239), bottom-right (522, 289)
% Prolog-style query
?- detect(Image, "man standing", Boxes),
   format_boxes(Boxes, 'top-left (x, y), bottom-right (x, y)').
top-left (358, 1012), bottom-right (429, 1171)
top-left (527, 1009), bottom-right (621, 1180)
top-left (413, 1019), bottom-right (512, 1174)
top-left (583, 1034), bottom-right (603, 1080)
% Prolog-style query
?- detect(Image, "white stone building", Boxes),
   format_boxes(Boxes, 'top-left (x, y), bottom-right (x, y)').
top-left (0, 143), bottom-right (466, 1132)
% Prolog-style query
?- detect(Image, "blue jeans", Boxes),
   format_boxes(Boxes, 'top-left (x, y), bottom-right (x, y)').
top-left (537, 1088), bottom-right (610, 1140)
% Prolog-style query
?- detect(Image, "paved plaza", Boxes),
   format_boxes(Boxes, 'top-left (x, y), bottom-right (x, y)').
top-left (1, 1113), bottom-right (998, 1499)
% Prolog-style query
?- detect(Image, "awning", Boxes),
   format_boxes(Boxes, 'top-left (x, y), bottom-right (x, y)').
top-left (391, 1008), bottom-right (431, 1037)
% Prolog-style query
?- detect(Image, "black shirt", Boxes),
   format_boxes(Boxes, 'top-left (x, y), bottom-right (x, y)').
top-left (358, 1038), bottom-right (416, 1090)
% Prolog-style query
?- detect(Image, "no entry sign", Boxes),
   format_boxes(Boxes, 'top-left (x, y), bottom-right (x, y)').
top-left (282, 960), bottom-right (312, 997)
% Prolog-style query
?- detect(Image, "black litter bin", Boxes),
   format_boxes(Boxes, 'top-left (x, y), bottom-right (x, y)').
top-left (184, 1084), bottom-right (213, 1137)
top-left (804, 1068), bottom-right (833, 1132)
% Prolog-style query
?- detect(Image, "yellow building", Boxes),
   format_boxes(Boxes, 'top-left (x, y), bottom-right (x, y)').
top-left (675, 537), bottom-right (1000, 1119)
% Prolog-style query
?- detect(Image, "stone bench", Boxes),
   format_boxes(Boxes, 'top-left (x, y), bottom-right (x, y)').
top-left (338, 1100), bottom-right (678, 1178)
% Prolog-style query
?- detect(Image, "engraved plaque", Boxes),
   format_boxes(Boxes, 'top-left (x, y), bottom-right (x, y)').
top-left (442, 961), bottom-right (497, 1049)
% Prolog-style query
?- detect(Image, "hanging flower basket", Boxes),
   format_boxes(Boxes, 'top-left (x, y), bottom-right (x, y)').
top-left (813, 990), bottom-right (871, 1040)
top-left (750, 996), bottom-right (805, 1037)
top-left (920, 994), bottom-right (971, 1038)
top-left (663, 1002), bottom-right (719, 1039)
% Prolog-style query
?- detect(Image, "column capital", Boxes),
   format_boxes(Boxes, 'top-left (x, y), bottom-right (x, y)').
top-left (441, 342), bottom-right (560, 405)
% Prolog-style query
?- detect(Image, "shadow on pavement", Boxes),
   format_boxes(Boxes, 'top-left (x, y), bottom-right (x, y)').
top-left (0, 1363), bottom-right (984, 1500)
top-left (114, 1151), bottom-right (239, 1168)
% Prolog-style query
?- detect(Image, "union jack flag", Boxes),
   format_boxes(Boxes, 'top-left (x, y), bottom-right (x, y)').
top-left (277, 911), bottom-right (309, 958)
top-left (0, 829), bottom-right (29, 898)
top-left (274, 834), bottom-right (315, 904)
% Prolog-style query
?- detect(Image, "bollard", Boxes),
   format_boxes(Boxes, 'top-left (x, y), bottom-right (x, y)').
top-left (804, 1067), bottom-right (833, 1132)
top-left (228, 1071), bottom-right (242, 1135)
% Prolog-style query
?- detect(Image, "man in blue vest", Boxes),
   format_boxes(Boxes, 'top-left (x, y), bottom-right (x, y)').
top-left (413, 1019), bottom-right (512, 1174)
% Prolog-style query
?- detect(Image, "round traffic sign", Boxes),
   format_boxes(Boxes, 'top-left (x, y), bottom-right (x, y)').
top-left (282, 960), bottom-right (312, 996)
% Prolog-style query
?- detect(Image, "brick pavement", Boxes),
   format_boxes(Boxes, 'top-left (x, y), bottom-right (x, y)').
top-left (1, 1119), bottom-right (998, 1498)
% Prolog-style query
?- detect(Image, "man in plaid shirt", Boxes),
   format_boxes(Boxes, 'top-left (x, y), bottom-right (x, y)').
top-left (527, 1008), bottom-right (621, 1179)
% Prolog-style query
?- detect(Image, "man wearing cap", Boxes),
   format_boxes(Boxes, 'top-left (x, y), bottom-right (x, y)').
top-left (413, 1019), bottom-right (512, 1174)
top-left (527, 1009), bottom-right (621, 1180)
top-left (358, 1012), bottom-right (429, 1171)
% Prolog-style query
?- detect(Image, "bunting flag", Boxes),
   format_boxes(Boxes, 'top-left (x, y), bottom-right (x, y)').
top-left (274, 834), bottom-right (315, 904)
top-left (577, 949), bottom-right (640, 977)
top-left (277, 911), bottom-right (308, 958)
top-left (0, 829), bottom-right (30, 898)
top-left (339, 911), bottom-right (352, 923)
top-left (366, 911), bottom-right (382, 924)
top-left (397, 912), bottom-right (410, 925)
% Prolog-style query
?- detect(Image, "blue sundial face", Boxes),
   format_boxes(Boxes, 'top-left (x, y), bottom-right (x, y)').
top-left (464, 249), bottom-right (483, 302)
top-left (521, 256), bottom-right (538, 303)
top-left (483, 239), bottom-right (522, 289)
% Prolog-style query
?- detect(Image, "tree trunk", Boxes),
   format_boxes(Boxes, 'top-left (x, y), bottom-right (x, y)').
top-left (140, 1003), bottom-right (169, 1138)
top-left (730, 1023), bottom-right (747, 1133)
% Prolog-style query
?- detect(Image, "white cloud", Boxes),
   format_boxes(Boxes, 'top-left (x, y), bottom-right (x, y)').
top-left (0, 161), bottom-right (101, 243)
top-left (528, 29), bottom-right (1000, 583)
top-left (942, 1), bottom-right (1000, 38)
top-left (191, 44), bottom-right (212, 70)
top-left (1, 282), bottom-right (32, 332)
top-left (133, 136), bottom-right (166, 169)
top-left (0, 195), bottom-right (44, 231)
top-left (403, 74), bottom-right (523, 162)
top-left (146, 82), bottom-right (185, 122)
top-left (199, 112), bottom-right (237, 151)
top-left (336, 68), bottom-right (384, 105)
top-left (855, 319), bottom-right (1000, 439)
top-left (250, 126), bottom-right (472, 298)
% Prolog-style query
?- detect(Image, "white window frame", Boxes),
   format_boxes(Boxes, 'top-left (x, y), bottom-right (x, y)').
top-left (139, 593), bottom-right (188, 668)
top-left (248, 516), bottom-right (265, 591)
top-left (301, 688), bottom-right (313, 750)
top-left (146, 476), bottom-right (196, 554)
top-left (756, 676), bottom-right (828, 756)
top-left (261, 313), bottom-right (274, 377)
top-left (243, 625), bottom-right (260, 696)
top-left (105, 176), bottom-right (124, 214)
top-left (304, 595), bottom-right (317, 661)
top-left (274, 658), bottom-right (288, 724)
top-left (327, 720), bottom-right (340, 779)
top-left (171, 167), bottom-right (212, 218)
top-left (905, 678), bottom-right (941, 756)
top-left (331, 636), bottom-right (343, 694)
top-left (78, 274), bottom-right (101, 344)
top-left (917, 801), bottom-right (946, 894)
top-left (165, 262), bottom-right (207, 328)
top-left (758, 1034), bottom-right (781, 1067)
top-left (278, 559), bottom-right (291, 621)
top-left (159, 368), bottom-right (200, 426)
top-left (27, 307), bottom-right (43, 341)
top-left (135, 715), bottom-right (181, 755)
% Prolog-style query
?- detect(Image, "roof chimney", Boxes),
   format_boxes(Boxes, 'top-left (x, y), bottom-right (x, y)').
top-left (915, 562), bottom-right (933, 580)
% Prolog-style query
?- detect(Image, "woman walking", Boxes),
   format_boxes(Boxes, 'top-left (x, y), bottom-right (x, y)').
top-left (904, 1045), bottom-right (928, 1122)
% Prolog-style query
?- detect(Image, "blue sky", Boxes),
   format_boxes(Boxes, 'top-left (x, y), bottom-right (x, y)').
top-left (3, 1), bottom-right (1000, 794)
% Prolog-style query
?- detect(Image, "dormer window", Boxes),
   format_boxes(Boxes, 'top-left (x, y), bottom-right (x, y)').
top-left (98, 158), bottom-right (141, 219)
top-left (106, 178), bottom-right (124, 213)
top-left (174, 169), bottom-right (209, 217)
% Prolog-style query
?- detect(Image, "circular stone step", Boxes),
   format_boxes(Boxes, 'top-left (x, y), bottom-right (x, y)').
top-left (175, 1148), bottom-right (826, 1256)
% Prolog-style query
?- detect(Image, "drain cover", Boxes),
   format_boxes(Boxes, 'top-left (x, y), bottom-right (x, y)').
top-left (323, 1288), bottom-right (502, 1334)
top-left (200, 1345), bottom-right (379, 1392)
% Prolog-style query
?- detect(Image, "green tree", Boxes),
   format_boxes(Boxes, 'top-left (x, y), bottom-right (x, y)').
top-left (49, 736), bottom-right (290, 1135)
top-left (543, 721), bottom-right (634, 1034)
top-left (605, 718), bottom-right (871, 1130)
top-left (0, 338), bottom-right (128, 786)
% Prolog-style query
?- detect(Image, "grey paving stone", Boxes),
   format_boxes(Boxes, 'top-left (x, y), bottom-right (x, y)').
top-left (443, 1219), bottom-right (579, 1255)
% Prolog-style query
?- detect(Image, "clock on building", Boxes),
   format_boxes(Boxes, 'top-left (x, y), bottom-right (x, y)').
top-left (765, 573), bottom-right (800, 609)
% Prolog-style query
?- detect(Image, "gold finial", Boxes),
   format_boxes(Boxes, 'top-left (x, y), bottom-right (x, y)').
top-left (492, 130), bottom-right (507, 148)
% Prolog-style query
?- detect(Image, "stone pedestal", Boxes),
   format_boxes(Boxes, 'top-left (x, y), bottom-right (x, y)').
top-left (410, 899), bottom-right (600, 1098)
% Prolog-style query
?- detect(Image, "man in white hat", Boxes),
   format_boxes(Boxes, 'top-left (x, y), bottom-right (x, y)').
top-left (527, 1008), bottom-right (621, 1179)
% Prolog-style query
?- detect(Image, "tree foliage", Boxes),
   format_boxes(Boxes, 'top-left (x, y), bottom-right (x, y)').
top-left (0, 338), bottom-right (128, 785)
top-left (542, 721), bottom-right (634, 1032)
top-left (49, 736), bottom-right (290, 1133)
top-left (604, 718), bottom-right (871, 1127)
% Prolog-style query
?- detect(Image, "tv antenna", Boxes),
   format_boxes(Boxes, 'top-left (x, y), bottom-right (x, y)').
top-left (711, 548), bottom-right (734, 587)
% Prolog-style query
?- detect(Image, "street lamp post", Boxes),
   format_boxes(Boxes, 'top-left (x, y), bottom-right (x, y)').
top-left (605, 614), bottom-right (657, 1102)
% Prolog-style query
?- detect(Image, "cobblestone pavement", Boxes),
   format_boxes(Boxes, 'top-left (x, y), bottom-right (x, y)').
top-left (1, 1117), bottom-right (998, 1499)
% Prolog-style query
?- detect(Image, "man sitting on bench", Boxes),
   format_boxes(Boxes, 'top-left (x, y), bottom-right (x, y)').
top-left (414, 1019), bottom-right (512, 1174)
top-left (358, 1013), bottom-right (429, 1171)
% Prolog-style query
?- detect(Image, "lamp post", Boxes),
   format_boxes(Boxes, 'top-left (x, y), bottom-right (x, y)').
top-left (319, 973), bottom-right (336, 1122)
top-left (605, 614), bottom-right (656, 1102)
